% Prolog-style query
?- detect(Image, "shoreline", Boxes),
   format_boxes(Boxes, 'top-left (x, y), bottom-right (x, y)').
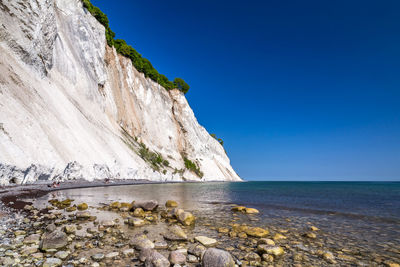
top-left (0, 179), bottom-right (240, 212)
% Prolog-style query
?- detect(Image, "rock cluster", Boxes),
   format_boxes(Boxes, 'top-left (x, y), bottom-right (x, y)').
top-left (0, 197), bottom-right (398, 267)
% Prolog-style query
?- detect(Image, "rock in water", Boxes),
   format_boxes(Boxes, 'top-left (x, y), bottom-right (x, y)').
top-left (77, 203), bottom-right (88, 210)
top-left (258, 245), bottom-right (285, 256)
top-left (130, 234), bottom-right (155, 250)
top-left (39, 230), bottom-right (68, 251)
top-left (195, 236), bottom-right (217, 247)
top-left (163, 225), bottom-right (188, 241)
top-left (165, 200), bottom-right (178, 207)
top-left (245, 207), bottom-right (259, 214)
top-left (245, 227), bottom-right (269, 238)
top-left (178, 211), bottom-right (196, 226)
top-left (133, 200), bottom-right (159, 211)
top-left (201, 248), bottom-right (235, 267)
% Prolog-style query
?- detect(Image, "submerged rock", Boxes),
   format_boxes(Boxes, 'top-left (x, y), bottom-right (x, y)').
top-left (178, 211), bottom-right (195, 226)
top-left (231, 206), bottom-right (246, 212)
top-left (245, 227), bottom-right (269, 238)
top-left (258, 238), bottom-right (275, 246)
top-left (76, 211), bottom-right (91, 219)
top-left (165, 200), bottom-right (178, 208)
top-left (322, 251), bottom-right (336, 264)
top-left (77, 203), bottom-right (88, 211)
top-left (245, 207), bottom-right (259, 214)
top-left (163, 225), bottom-right (188, 241)
top-left (201, 248), bottom-right (235, 267)
top-left (273, 233), bottom-right (287, 241)
top-left (258, 245), bottom-right (284, 256)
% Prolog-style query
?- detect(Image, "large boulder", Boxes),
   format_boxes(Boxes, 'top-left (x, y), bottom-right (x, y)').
top-left (202, 248), bottom-right (235, 267)
top-left (39, 230), bottom-right (68, 251)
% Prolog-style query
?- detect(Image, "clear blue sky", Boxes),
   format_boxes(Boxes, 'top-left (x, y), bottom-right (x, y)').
top-left (92, 0), bottom-right (400, 181)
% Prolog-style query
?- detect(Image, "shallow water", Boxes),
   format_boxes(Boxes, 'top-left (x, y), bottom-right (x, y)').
top-left (33, 181), bottom-right (400, 265)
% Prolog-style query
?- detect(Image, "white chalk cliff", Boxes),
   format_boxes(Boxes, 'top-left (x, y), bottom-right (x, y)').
top-left (0, 0), bottom-right (240, 185)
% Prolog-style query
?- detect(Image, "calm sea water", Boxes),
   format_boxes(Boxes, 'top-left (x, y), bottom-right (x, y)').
top-left (35, 181), bottom-right (400, 258)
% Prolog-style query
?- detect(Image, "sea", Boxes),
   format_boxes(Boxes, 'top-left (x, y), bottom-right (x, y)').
top-left (34, 181), bottom-right (400, 263)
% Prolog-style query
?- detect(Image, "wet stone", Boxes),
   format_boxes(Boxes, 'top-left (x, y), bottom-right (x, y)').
top-left (166, 200), bottom-right (178, 208)
top-left (24, 233), bottom-right (41, 245)
top-left (105, 251), bottom-right (119, 259)
top-left (155, 240), bottom-right (169, 249)
top-left (77, 203), bottom-right (88, 211)
top-left (202, 248), bottom-right (235, 267)
top-left (245, 227), bottom-right (269, 238)
top-left (130, 234), bottom-right (155, 250)
top-left (133, 200), bottom-right (159, 211)
top-left (91, 253), bottom-right (105, 262)
top-left (140, 248), bottom-right (170, 267)
top-left (188, 244), bottom-right (206, 257)
top-left (63, 225), bottom-right (76, 234)
top-left (42, 257), bottom-right (62, 267)
top-left (195, 236), bottom-right (217, 247)
top-left (122, 248), bottom-right (134, 257)
top-left (169, 250), bottom-right (186, 265)
top-left (54, 250), bottom-right (69, 260)
top-left (163, 225), bottom-right (188, 241)
top-left (39, 230), bottom-right (68, 251)
top-left (76, 211), bottom-right (91, 219)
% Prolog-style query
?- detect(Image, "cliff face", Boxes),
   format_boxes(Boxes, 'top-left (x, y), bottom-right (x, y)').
top-left (0, 0), bottom-right (240, 185)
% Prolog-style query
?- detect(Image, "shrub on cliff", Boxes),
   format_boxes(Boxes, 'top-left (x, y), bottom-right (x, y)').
top-left (184, 157), bottom-right (203, 178)
top-left (210, 133), bottom-right (224, 146)
top-left (82, 0), bottom-right (114, 46)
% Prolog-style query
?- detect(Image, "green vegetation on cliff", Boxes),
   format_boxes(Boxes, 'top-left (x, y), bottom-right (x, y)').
top-left (184, 157), bottom-right (204, 178)
top-left (210, 133), bottom-right (224, 146)
top-left (82, 0), bottom-right (190, 94)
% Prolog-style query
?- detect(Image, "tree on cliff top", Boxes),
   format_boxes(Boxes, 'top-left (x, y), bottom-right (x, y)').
top-left (174, 78), bottom-right (190, 94)
top-left (82, 0), bottom-right (190, 94)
